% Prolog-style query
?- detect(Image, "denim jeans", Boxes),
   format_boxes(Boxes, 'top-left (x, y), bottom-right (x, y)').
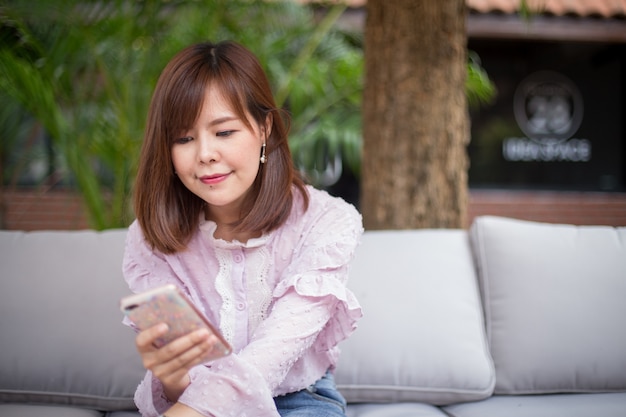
top-left (274, 371), bottom-right (347, 417)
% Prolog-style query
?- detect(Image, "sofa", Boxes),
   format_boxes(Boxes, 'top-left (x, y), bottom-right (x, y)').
top-left (1, 215), bottom-right (625, 416)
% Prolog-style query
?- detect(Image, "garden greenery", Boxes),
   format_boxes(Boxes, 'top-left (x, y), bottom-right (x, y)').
top-left (0, 0), bottom-right (493, 229)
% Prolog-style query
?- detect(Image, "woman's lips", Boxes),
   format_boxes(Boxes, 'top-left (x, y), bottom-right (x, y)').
top-left (199, 173), bottom-right (229, 185)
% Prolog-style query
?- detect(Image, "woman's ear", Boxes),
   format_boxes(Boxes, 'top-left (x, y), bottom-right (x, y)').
top-left (262, 113), bottom-right (273, 141)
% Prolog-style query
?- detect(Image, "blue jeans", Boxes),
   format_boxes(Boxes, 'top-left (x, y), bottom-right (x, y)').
top-left (274, 371), bottom-right (347, 417)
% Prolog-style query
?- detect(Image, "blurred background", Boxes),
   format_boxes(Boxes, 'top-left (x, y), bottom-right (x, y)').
top-left (1, 0), bottom-right (625, 230)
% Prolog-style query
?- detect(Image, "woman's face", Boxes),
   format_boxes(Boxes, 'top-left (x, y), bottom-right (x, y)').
top-left (171, 85), bottom-right (267, 223)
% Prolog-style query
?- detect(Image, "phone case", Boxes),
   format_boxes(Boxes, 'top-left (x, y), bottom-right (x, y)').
top-left (120, 284), bottom-right (232, 362)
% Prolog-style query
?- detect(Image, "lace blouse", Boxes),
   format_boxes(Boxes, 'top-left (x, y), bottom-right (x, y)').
top-left (122, 186), bottom-right (363, 417)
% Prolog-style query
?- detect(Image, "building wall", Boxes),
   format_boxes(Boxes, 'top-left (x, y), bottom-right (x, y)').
top-left (1, 190), bottom-right (91, 231)
top-left (467, 189), bottom-right (626, 228)
top-left (2, 189), bottom-right (625, 231)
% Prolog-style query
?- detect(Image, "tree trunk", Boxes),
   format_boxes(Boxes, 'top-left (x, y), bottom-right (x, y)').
top-left (361, 0), bottom-right (469, 229)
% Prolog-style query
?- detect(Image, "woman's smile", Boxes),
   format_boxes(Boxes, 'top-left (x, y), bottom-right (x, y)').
top-left (199, 172), bottom-right (231, 185)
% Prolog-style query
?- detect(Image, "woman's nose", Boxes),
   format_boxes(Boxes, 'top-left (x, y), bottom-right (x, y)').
top-left (198, 136), bottom-right (218, 164)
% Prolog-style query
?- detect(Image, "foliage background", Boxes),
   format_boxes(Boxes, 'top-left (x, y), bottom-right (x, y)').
top-left (0, 0), bottom-right (493, 229)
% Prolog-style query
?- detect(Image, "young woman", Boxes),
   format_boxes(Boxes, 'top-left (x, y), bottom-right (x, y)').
top-left (123, 40), bottom-right (363, 417)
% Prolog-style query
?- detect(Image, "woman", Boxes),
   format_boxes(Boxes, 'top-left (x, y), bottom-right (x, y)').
top-left (123, 40), bottom-right (363, 417)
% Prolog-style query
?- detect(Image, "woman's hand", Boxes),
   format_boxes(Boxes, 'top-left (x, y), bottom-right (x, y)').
top-left (135, 323), bottom-right (215, 402)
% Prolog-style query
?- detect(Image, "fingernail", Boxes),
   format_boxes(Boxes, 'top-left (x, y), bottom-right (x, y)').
top-left (196, 329), bottom-right (210, 339)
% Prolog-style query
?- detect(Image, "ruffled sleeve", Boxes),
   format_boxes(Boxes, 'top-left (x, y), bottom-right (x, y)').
top-left (274, 190), bottom-right (363, 350)
top-left (237, 189), bottom-right (364, 395)
top-left (272, 261), bottom-right (362, 352)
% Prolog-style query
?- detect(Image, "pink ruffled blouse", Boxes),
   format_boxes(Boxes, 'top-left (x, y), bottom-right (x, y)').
top-left (122, 186), bottom-right (363, 417)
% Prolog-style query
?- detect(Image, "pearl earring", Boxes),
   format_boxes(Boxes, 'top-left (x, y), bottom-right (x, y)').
top-left (260, 142), bottom-right (267, 164)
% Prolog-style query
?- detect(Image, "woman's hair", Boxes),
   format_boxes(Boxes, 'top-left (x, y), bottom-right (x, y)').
top-left (134, 41), bottom-right (308, 253)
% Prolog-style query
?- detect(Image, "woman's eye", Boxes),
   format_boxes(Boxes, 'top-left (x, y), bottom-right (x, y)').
top-left (174, 136), bottom-right (193, 144)
top-left (216, 130), bottom-right (235, 137)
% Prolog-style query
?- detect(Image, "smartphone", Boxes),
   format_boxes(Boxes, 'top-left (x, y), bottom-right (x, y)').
top-left (120, 284), bottom-right (232, 362)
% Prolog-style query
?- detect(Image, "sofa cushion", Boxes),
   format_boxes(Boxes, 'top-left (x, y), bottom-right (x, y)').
top-left (347, 402), bottom-right (451, 416)
top-left (0, 403), bottom-right (105, 417)
top-left (470, 216), bottom-right (626, 394)
top-left (443, 392), bottom-right (626, 417)
top-left (335, 229), bottom-right (495, 405)
top-left (0, 230), bottom-right (144, 411)
top-left (0, 404), bottom-right (104, 417)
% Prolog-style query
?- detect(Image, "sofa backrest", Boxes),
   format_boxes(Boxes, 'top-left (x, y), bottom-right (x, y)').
top-left (0, 229), bottom-right (144, 411)
top-left (469, 216), bottom-right (626, 395)
top-left (335, 228), bottom-right (496, 405)
top-left (335, 216), bottom-right (626, 404)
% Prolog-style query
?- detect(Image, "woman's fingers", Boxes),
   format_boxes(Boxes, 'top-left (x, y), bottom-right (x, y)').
top-left (151, 331), bottom-right (218, 389)
top-left (136, 323), bottom-right (169, 353)
top-left (159, 329), bottom-right (212, 368)
top-left (134, 325), bottom-right (223, 402)
top-left (136, 325), bottom-right (215, 374)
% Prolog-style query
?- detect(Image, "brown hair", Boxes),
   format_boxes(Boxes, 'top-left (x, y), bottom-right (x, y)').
top-left (134, 41), bottom-right (308, 253)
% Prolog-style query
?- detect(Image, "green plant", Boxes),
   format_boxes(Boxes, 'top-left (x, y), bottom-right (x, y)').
top-left (1, 0), bottom-right (494, 228)
top-left (0, 0), bottom-right (362, 228)
top-left (467, 50), bottom-right (497, 109)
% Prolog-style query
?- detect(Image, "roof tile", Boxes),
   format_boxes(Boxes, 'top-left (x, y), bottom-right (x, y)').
top-left (331, 0), bottom-right (626, 18)
top-left (466, 0), bottom-right (626, 17)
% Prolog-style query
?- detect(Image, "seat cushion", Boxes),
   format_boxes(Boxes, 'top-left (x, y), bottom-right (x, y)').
top-left (0, 230), bottom-right (145, 411)
top-left (0, 404), bottom-right (103, 417)
top-left (347, 402), bottom-right (450, 417)
top-left (336, 229), bottom-right (495, 405)
top-left (443, 392), bottom-right (626, 417)
top-left (469, 216), bottom-right (626, 394)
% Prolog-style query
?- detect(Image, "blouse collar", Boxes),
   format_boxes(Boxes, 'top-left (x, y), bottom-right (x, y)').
top-left (198, 216), bottom-right (270, 249)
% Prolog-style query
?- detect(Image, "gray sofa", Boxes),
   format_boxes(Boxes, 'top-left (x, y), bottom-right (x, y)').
top-left (1, 215), bottom-right (625, 416)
